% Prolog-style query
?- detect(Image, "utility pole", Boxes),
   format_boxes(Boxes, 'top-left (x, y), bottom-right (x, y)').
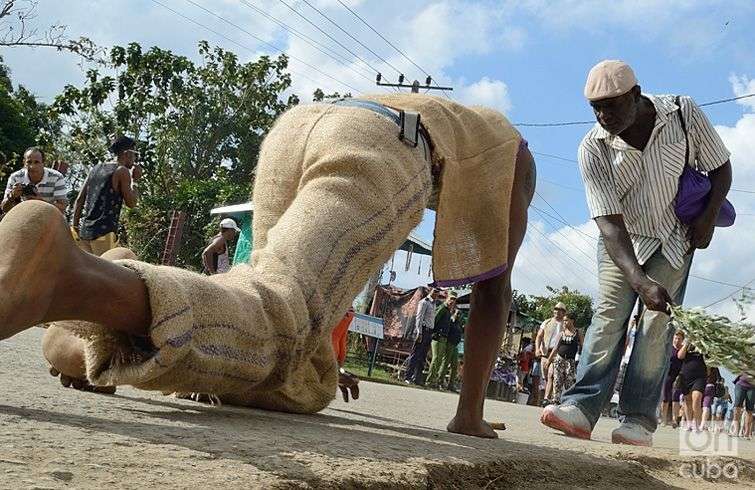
top-left (376, 73), bottom-right (453, 93)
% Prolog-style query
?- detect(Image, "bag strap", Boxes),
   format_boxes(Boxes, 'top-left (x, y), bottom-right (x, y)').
top-left (675, 95), bottom-right (690, 168)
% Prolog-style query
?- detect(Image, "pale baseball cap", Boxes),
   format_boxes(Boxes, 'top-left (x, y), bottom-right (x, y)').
top-left (584, 60), bottom-right (638, 101)
top-left (554, 302), bottom-right (567, 311)
top-left (220, 218), bottom-right (240, 232)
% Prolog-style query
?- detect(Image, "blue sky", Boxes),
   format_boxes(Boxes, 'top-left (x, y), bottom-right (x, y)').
top-left (3, 0), bottom-right (755, 319)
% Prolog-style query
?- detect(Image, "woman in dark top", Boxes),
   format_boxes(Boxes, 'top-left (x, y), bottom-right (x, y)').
top-left (678, 341), bottom-right (707, 431)
top-left (544, 313), bottom-right (582, 404)
top-left (662, 330), bottom-right (685, 426)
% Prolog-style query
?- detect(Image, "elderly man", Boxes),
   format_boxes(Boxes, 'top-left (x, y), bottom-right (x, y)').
top-left (0, 93), bottom-right (535, 439)
top-left (541, 60), bottom-right (732, 446)
top-left (535, 301), bottom-right (566, 405)
top-left (2, 147), bottom-right (69, 215)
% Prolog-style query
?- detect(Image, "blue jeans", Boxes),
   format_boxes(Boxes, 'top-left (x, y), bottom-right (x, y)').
top-left (405, 330), bottom-right (432, 385)
top-left (561, 241), bottom-right (692, 432)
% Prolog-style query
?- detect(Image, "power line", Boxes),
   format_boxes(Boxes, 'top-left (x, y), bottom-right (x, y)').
top-left (150, 0), bottom-right (355, 94)
top-left (535, 191), bottom-right (599, 243)
top-left (690, 274), bottom-right (754, 289)
top-left (703, 277), bottom-right (755, 309)
top-left (334, 0), bottom-right (454, 100)
top-left (300, 0), bottom-right (403, 77)
top-left (275, 0), bottom-right (391, 84)
top-left (530, 206), bottom-right (598, 264)
top-left (182, 0), bottom-right (361, 94)
top-left (239, 0), bottom-right (377, 84)
top-left (514, 92), bottom-right (755, 128)
top-left (538, 177), bottom-right (585, 193)
top-left (527, 221), bottom-right (599, 279)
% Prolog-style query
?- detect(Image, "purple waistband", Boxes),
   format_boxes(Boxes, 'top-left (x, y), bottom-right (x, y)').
top-left (431, 263), bottom-right (508, 288)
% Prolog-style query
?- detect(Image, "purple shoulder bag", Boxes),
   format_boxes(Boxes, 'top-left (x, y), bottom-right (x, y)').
top-left (674, 96), bottom-right (735, 227)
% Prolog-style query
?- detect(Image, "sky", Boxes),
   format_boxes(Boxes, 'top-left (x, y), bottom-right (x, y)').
top-left (2, 0), bottom-right (755, 321)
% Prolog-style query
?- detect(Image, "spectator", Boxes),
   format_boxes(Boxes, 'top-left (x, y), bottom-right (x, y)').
top-left (202, 218), bottom-right (240, 274)
top-left (535, 302), bottom-right (566, 405)
top-left (2, 147), bottom-right (69, 215)
top-left (404, 288), bottom-right (438, 386)
top-left (72, 136), bottom-right (142, 256)
top-left (661, 330), bottom-right (685, 426)
top-left (712, 386), bottom-right (732, 434)
top-left (544, 312), bottom-right (582, 404)
top-left (730, 373), bottom-right (754, 439)
top-left (439, 309), bottom-right (464, 391)
top-left (331, 307), bottom-right (359, 402)
top-left (678, 342), bottom-right (707, 431)
top-left (426, 293), bottom-right (458, 388)
top-left (517, 337), bottom-right (534, 391)
top-left (700, 367), bottom-right (723, 431)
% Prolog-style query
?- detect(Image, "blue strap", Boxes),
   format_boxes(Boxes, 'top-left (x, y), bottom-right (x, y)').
top-left (331, 98), bottom-right (401, 126)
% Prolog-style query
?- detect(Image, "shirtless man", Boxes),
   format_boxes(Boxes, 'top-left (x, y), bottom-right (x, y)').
top-left (0, 94), bottom-right (534, 438)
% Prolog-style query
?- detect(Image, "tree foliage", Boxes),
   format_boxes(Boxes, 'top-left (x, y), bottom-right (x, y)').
top-left (48, 41), bottom-right (300, 268)
top-left (513, 286), bottom-right (594, 331)
top-left (0, 54), bottom-right (58, 180)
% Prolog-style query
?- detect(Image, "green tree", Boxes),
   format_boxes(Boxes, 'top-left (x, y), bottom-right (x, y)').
top-left (49, 41), bottom-right (301, 268)
top-left (0, 55), bottom-right (36, 176)
top-left (529, 286), bottom-right (594, 331)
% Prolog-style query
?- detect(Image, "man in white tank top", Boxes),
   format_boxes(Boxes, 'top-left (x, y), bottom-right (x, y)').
top-left (202, 218), bottom-right (239, 274)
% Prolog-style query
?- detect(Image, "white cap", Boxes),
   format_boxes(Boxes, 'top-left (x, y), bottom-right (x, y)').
top-left (584, 60), bottom-right (638, 101)
top-left (220, 218), bottom-right (240, 232)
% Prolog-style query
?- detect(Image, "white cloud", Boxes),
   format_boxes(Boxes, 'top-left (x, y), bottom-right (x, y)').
top-left (457, 77), bottom-right (512, 113)
top-left (730, 74), bottom-right (755, 111)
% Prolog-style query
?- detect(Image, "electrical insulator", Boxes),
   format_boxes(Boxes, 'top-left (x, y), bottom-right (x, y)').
top-left (398, 74), bottom-right (405, 84)
top-left (376, 73), bottom-right (382, 83)
top-left (425, 76), bottom-right (432, 86)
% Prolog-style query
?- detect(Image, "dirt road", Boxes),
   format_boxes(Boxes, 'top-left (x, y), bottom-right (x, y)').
top-left (1, 328), bottom-right (752, 488)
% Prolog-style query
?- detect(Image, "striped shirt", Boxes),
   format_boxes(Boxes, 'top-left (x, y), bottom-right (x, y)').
top-left (578, 94), bottom-right (730, 270)
top-left (3, 167), bottom-right (70, 205)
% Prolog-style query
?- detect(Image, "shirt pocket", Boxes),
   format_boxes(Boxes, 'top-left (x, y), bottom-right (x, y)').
top-left (659, 141), bottom-right (687, 179)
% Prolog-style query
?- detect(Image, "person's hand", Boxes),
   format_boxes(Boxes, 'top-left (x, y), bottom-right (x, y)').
top-left (131, 165), bottom-right (143, 180)
top-left (338, 370), bottom-right (360, 402)
top-left (9, 183), bottom-right (23, 200)
top-left (687, 212), bottom-right (716, 253)
top-left (636, 278), bottom-right (673, 313)
top-left (534, 348), bottom-right (542, 358)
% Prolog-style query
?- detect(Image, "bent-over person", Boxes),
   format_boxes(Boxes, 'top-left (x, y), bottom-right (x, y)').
top-left (0, 94), bottom-right (535, 438)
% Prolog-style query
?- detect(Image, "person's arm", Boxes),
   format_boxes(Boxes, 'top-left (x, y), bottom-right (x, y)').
top-left (534, 324), bottom-right (545, 357)
top-left (114, 166), bottom-right (138, 208)
top-left (577, 329), bottom-right (584, 353)
top-left (685, 97), bottom-right (733, 251)
top-left (545, 333), bottom-right (561, 366)
top-left (596, 215), bottom-right (673, 312)
top-left (202, 237), bottom-right (224, 274)
top-left (677, 341), bottom-right (689, 360)
top-left (1, 182), bottom-right (22, 214)
top-left (72, 175), bottom-right (90, 230)
top-left (579, 142), bottom-right (673, 312)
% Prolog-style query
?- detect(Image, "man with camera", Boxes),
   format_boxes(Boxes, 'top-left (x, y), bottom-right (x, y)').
top-left (2, 147), bottom-right (69, 215)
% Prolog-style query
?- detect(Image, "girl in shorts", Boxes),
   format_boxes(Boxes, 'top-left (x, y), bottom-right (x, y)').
top-left (678, 342), bottom-right (707, 431)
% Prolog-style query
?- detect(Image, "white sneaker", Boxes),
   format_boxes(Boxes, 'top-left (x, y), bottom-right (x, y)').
top-left (612, 422), bottom-right (653, 447)
top-left (540, 404), bottom-right (592, 440)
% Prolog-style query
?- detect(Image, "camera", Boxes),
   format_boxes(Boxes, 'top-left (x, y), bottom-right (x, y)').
top-left (21, 184), bottom-right (37, 197)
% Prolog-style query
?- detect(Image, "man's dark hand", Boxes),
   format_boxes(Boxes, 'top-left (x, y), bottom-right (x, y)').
top-left (636, 279), bottom-right (673, 313)
top-left (687, 213), bottom-right (715, 253)
top-left (132, 165), bottom-right (143, 180)
top-left (338, 370), bottom-right (360, 402)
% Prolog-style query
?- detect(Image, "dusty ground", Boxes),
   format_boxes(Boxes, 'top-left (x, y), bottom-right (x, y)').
top-left (0, 328), bottom-right (753, 489)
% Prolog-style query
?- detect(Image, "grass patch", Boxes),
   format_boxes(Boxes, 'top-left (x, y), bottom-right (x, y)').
top-left (343, 356), bottom-right (405, 386)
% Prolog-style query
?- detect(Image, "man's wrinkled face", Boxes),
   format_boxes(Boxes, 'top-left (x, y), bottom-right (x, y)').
top-left (590, 89), bottom-right (639, 135)
top-left (553, 308), bottom-right (566, 321)
top-left (24, 150), bottom-right (44, 174)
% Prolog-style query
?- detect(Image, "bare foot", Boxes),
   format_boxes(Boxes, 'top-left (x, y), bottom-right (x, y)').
top-left (43, 324), bottom-right (117, 395)
top-left (0, 201), bottom-right (76, 339)
top-left (447, 415), bottom-right (499, 438)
